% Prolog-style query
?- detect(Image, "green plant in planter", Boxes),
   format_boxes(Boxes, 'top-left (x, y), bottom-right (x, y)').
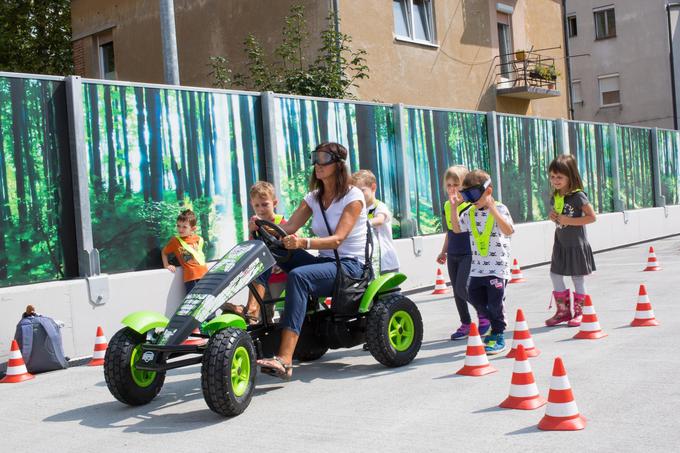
top-left (531, 63), bottom-right (560, 81)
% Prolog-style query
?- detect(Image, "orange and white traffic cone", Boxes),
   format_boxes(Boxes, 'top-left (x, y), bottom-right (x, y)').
top-left (631, 284), bottom-right (659, 327)
top-left (182, 328), bottom-right (208, 346)
top-left (538, 357), bottom-right (586, 431)
top-left (456, 323), bottom-right (497, 376)
top-left (499, 344), bottom-right (546, 410)
top-left (0, 340), bottom-right (34, 383)
top-left (431, 267), bottom-right (449, 295)
top-left (506, 309), bottom-right (540, 358)
top-left (509, 259), bottom-right (526, 284)
top-left (573, 296), bottom-right (608, 340)
top-left (324, 297), bottom-right (332, 307)
top-left (88, 326), bottom-right (108, 366)
top-left (643, 246), bottom-right (661, 271)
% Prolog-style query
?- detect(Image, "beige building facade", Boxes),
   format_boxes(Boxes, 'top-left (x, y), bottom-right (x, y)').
top-left (71, 0), bottom-right (569, 118)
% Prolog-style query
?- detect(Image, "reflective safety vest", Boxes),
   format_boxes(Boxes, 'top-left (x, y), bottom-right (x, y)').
top-left (444, 200), bottom-right (472, 231)
top-left (469, 204), bottom-right (500, 257)
top-left (367, 200), bottom-right (384, 220)
top-left (175, 236), bottom-right (206, 266)
top-left (273, 214), bottom-right (284, 224)
top-left (553, 189), bottom-right (582, 214)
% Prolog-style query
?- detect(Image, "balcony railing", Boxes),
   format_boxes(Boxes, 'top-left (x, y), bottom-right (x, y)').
top-left (495, 51), bottom-right (561, 99)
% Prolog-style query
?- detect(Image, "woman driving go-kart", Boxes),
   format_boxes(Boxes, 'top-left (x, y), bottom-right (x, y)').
top-left (254, 142), bottom-right (370, 380)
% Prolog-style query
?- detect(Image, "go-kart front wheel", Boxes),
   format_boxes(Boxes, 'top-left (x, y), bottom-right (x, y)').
top-left (365, 294), bottom-right (423, 367)
top-left (104, 327), bottom-right (166, 406)
top-left (201, 327), bottom-right (256, 416)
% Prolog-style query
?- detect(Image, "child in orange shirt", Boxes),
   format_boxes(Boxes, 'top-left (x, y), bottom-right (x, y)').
top-left (161, 209), bottom-right (208, 293)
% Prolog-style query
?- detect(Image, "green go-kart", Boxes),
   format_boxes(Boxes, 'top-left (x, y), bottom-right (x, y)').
top-left (104, 220), bottom-right (423, 417)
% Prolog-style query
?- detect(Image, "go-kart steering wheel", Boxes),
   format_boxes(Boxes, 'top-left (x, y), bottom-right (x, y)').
top-left (254, 219), bottom-right (292, 263)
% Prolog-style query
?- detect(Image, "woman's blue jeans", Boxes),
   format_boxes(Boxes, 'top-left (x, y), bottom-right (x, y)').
top-left (272, 249), bottom-right (363, 335)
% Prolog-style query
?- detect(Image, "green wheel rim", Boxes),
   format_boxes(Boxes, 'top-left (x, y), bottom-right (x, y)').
top-left (130, 344), bottom-right (157, 388)
top-left (388, 310), bottom-right (415, 352)
top-left (230, 346), bottom-right (251, 397)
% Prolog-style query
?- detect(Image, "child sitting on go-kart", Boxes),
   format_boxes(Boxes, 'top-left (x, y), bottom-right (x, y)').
top-left (222, 182), bottom-right (287, 324)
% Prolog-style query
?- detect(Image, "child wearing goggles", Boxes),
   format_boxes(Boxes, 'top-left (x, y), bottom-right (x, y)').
top-left (449, 170), bottom-right (514, 354)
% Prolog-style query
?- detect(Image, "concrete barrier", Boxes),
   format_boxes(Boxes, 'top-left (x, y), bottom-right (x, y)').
top-left (1, 205), bottom-right (678, 365)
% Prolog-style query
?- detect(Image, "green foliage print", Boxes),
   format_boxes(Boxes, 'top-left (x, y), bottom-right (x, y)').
top-left (656, 129), bottom-right (680, 206)
top-left (616, 127), bottom-right (654, 209)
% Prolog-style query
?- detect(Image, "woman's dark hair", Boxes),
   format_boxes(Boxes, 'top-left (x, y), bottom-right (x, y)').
top-left (309, 142), bottom-right (351, 202)
top-left (548, 155), bottom-right (584, 193)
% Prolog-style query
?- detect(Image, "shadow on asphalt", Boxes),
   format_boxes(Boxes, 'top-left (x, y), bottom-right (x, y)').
top-left (473, 405), bottom-right (506, 414)
top-left (505, 425), bottom-right (541, 435)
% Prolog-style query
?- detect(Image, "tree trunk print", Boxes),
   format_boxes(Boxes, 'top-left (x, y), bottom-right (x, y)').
top-left (144, 89), bottom-right (164, 202)
top-left (119, 86), bottom-right (132, 196)
top-left (88, 84), bottom-right (103, 195)
top-left (10, 78), bottom-right (29, 258)
top-left (134, 86), bottom-right (150, 201)
top-left (104, 85), bottom-right (118, 203)
top-left (423, 110), bottom-right (440, 219)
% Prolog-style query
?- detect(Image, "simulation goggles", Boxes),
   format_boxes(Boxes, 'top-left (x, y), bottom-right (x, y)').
top-left (310, 150), bottom-right (343, 166)
top-left (460, 179), bottom-right (491, 203)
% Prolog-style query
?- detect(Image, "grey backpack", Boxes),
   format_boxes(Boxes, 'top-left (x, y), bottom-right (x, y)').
top-left (15, 315), bottom-right (69, 373)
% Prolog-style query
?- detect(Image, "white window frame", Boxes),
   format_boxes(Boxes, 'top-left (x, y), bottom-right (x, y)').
top-left (571, 79), bottom-right (583, 104)
top-left (598, 73), bottom-right (621, 107)
top-left (593, 6), bottom-right (616, 40)
top-left (393, 0), bottom-right (438, 47)
top-left (567, 14), bottom-right (577, 38)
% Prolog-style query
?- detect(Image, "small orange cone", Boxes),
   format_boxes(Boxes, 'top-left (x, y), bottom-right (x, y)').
top-left (538, 357), bottom-right (586, 431)
top-left (431, 267), bottom-right (449, 295)
top-left (509, 259), bottom-right (526, 284)
top-left (506, 309), bottom-right (540, 358)
top-left (643, 246), bottom-right (661, 271)
top-left (88, 326), bottom-right (108, 366)
top-left (456, 323), bottom-right (497, 376)
top-left (499, 345), bottom-right (546, 410)
top-left (573, 296), bottom-right (607, 340)
top-left (0, 340), bottom-right (35, 383)
top-left (182, 328), bottom-right (208, 346)
top-left (631, 284), bottom-right (659, 327)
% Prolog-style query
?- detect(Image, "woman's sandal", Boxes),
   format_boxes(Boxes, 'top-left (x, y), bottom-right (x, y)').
top-left (257, 356), bottom-right (293, 381)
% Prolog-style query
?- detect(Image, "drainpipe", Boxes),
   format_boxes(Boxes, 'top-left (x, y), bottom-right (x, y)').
top-left (561, 0), bottom-right (574, 119)
top-left (160, 0), bottom-right (180, 85)
top-left (666, 3), bottom-right (680, 130)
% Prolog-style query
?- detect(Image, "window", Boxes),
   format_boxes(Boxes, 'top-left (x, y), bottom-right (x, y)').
top-left (567, 15), bottom-right (577, 38)
top-left (598, 74), bottom-right (620, 106)
top-left (99, 41), bottom-right (116, 80)
top-left (393, 0), bottom-right (436, 44)
top-left (497, 13), bottom-right (513, 78)
top-left (571, 80), bottom-right (583, 104)
top-left (594, 7), bottom-right (616, 40)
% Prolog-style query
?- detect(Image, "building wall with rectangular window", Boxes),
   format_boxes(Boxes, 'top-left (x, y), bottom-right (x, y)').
top-left (566, 0), bottom-right (674, 128)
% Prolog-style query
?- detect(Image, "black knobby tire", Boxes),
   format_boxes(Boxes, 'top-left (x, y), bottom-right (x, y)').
top-left (201, 328), bottom-right (256, 417)
top-left (104, 327), bottom-right (166, 406)
top-left (293, 321), bottom-right (329, 362)
top-left (365, 294), bottom-right (423, 367)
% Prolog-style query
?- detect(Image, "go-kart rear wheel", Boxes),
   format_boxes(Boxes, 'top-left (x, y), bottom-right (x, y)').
top-left (201, 327), bottom-right (256, 416)
top-left (365, 294), bottom-right (423, 367)
top-left (104, 327), bottom-right (165, 406)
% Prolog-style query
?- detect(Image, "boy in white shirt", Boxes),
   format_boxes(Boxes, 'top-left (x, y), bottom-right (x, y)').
top-left (351, 170), bottom-right (400, 274)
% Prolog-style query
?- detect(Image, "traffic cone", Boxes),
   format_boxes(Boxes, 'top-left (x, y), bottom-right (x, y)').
top-left (88, 326), bottom-right (108, 366)
top-left (509, 259), bottom-right (526, 284)
top-left (631, 284), bottom-right (659, 327)
top-left (324, 297), bottom-right (332, 307)
top-left (538, 357), bottom-right (586, 431)
top-left (499, 345), bottom-right (546, 410)
top-left (431, 267), bottom-right (449, 295)
top-left (573, 296), bottom-right (608, 340)
top-left (643, 246), bottom-right (661, 271)
top-left (506, 309), bottom-right (540, 358)
top-left (182, 328), bottom-right (208, 346)
top-left (0, 340), bottom-right (34, 383)
top-left (456, 323), bottom-right (497, 376)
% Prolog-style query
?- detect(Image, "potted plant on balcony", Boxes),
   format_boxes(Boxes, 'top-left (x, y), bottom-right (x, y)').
top-left (529, 63), bottom-right (560, 89)
top-left (514, 49), bottom-right (527, 61)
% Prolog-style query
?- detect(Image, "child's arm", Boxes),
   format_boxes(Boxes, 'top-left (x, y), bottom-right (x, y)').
top-left (558, 203), bottom-right (596, 226)
top-left (161, 250), bottom-right (176, 273)
top-left (370, 212), bottom-right (387, 227)
top-left (450, 199), bottom-right (464, 234)
top-left (487, 197), bottom-right (514, 236)
top-left (437, 234), bottom-right (449, 264)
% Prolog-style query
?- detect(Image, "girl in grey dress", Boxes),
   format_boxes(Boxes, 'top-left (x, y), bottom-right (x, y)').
top-left (545, 155), bottom-right (597, 327)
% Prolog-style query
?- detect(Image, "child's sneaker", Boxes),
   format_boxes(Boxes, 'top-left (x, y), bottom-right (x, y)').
top-left (484, 333), bottom-right (506, 355)
top-left (450, 323), bottom-right (471, 340)
top-left (478, 317), bottom-right (491, 337)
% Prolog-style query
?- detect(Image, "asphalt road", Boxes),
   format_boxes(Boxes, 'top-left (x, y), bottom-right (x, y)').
top-left (2, 237), bottom-right (679, 452)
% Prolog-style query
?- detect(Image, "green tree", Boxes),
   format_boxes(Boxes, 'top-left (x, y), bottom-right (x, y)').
top-left (208, 4), bottom-right (368, 99)
top-left (0, 1), bottom-right (73, 75)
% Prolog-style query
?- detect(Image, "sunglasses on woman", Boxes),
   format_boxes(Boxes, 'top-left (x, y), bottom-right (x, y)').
top-left (310, 150), bottom-right (343, 166)
top-left (460, 179), bottom-right (491, 203)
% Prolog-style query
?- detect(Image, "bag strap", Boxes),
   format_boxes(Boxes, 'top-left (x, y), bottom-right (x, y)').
top-left (319, 198), bottom-right (373, 268)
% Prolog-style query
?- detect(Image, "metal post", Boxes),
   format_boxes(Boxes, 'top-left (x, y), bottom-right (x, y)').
top-left (392, 103), bottom-right (417, 238)
top-left (160, 0), bottom-right (180, 85)
top-left (650, 128), bottom-right (666, 207)
top-left (261, 91), bottom-right (283, 211)
top-left (486, 111), bottom-right (503, 202)
top-left (609, 123), bottom-right (625, 212)
top-left (64, 76), bottom-right (99, 277)
top-left (556, 118), bottom-right (570, 155)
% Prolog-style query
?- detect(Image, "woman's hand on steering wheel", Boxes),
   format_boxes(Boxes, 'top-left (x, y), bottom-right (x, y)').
top-left (282, 235), bottom-right (304, 250)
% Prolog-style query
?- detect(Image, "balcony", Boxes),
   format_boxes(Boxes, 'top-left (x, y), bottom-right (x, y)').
top-left (495, 51), bottom-right (561, 100)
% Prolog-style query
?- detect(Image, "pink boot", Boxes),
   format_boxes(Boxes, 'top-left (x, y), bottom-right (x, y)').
top-left (545, 289), bottom-right (572, 326)
top-left (568, 293), bottom-right (586, 327)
